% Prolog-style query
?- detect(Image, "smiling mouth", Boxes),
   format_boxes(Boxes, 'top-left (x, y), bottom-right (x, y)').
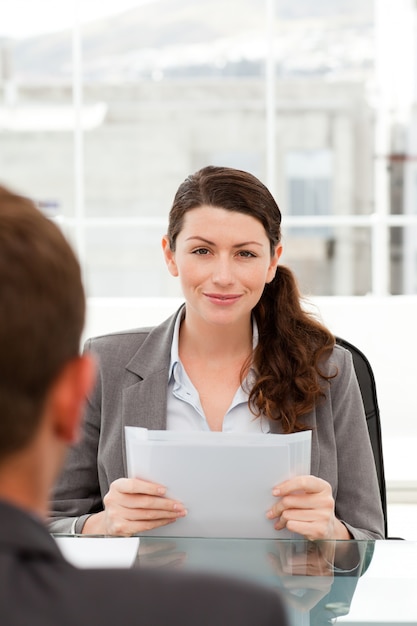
top-left (205, 293), bottom-right (241, 301)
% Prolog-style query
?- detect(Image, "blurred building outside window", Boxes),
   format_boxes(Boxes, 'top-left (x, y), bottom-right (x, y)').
top-left (0, 0), bottom-right (416, 297)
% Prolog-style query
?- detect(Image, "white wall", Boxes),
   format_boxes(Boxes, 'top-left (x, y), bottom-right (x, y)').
top-left (85, 295), bottom-right (417, 492)
top-left (305, 296), bottom-right (416, 440)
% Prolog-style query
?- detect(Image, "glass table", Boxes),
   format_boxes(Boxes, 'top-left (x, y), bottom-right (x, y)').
top-left (53, 535), bottom-right (417, 625)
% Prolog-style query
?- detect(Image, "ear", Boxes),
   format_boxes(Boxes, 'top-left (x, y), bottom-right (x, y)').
top-left (49, 354), bottom-right (96, 444)
top-left (162, 235), bottom-right (179, 277)
top-left (266, 243), bottom-right (283, 284)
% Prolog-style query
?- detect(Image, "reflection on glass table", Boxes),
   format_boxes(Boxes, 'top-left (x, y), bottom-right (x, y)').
top-left (53, 536), bottom-right (417, 626)
top-left (135, 538), bottom-right (369, 626)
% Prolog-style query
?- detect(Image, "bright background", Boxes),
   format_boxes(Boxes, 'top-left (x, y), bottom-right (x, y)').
top-left (1, 0), bottom-right (416, 538)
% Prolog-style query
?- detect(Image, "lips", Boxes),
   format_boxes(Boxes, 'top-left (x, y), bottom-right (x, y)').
top-left (204, 293), bottom-right (242, 304)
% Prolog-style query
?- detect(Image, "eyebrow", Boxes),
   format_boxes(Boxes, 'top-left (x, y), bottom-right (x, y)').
top-left (185, 236), bottom-right (263, 248)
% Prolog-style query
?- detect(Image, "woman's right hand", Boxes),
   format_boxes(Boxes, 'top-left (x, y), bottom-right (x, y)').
top-left (82, 477), bottom-right (187, 536)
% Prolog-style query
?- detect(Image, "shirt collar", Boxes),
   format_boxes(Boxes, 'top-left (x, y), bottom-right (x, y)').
top-left (168, 308), bottom-right (259, 380)
top-left (169, 306), bottom-right (185, 380)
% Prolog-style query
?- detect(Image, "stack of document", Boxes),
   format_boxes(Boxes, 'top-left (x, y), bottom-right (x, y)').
top-left (125, 427), bottom-right (311, 539)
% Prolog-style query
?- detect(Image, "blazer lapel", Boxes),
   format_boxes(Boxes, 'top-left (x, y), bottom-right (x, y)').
top-left (120, 306), bottom-right (184, 471)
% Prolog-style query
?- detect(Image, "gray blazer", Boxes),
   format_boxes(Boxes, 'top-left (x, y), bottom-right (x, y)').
top-left (2, 501), bottom-right (288, 626)
top-left (49, 307), bottom-right (385, 540)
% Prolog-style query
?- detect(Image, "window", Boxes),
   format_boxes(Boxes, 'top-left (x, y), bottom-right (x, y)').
top-left (1, 0), bottom-right (417, 296)
top-left (285, 149), bottom-right (333, 230)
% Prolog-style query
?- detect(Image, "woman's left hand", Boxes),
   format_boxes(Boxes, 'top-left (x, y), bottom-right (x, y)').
top-left (266, 475), bottom-right (351, 541)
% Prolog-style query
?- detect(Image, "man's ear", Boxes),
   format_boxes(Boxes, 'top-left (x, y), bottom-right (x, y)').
top-left (266, 243), bottom-right (283, 284)
top-left (161, 235), bottom-right (179, 277)
top-left (49, 354), bottom-right (96, 444)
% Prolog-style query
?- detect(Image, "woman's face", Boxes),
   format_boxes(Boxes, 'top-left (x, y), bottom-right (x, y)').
top-left (162, 205), bottom-right (282, 328)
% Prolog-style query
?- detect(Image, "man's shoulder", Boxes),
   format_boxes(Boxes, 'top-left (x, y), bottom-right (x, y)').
top-left (1, 556), bottom-right (287, 626)
top-left (0, 506), bottom-right (287, 626)
top-left (70, 566), bottom-right (288, 626)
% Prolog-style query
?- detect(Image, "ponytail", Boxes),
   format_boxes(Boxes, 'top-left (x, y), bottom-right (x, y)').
top-left (249, 265), bottom-right (335, 432)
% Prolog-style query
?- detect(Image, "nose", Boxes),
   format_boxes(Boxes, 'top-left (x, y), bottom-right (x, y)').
top-left (212, 256), bottom-right (234, 286)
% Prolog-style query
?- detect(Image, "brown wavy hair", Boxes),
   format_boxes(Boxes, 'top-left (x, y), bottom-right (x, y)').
top-left (167, 166), bottom-right (335, 432)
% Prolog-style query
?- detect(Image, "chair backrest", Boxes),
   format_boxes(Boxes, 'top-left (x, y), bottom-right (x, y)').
top-left (335, 336), bottom-right (388, 538)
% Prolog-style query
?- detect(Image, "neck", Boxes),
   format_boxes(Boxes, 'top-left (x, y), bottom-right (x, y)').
top-left (0, 421), bottom-right (61, 521)
top-left (179, 311), bottom-right (253, 361)
top-left (0, 453), bottom-right (47, 520)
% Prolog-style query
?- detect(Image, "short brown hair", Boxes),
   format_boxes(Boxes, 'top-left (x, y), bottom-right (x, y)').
top-left (0, 186), bottom-right (85, 460)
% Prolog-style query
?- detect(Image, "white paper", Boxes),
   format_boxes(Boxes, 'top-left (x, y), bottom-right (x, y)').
top-left (125, 427), bottom-right (311, 539)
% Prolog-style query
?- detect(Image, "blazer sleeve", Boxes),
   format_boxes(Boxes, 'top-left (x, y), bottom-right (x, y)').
top-left (48, 338), bottom-right (104, 533)
top-left (329, 347), bottom-right (385, 540)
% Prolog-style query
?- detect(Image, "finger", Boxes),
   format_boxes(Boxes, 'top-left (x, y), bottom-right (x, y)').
top-left (273, 475), bottom-right (330, 497)
top-left (282, 553), bottom-right (333, 577)
top-left (130, 516), bottom-right (185, 533)
top-left (113, 477), bottom-right (168, 497)
top-left (118, 493), bottom-right (187, 513)
top-left (105, 483), bottom-right (187, 513)
top-left (278, 506), bottom-right (327, 526)
top-left (138, 552), bottom-right (187, 569)
top-left (107, 515), bottom-right (182, 537)
top-left (267, 497), bottom-right (309, 520)
top-left (268, 489), bottom-right (335, 521)
top-left (119, 504), bottom-right (188, 522)
top-left (268, 506), bottom-right (317, 532)
top-left (138, 540), bottom-right (178, 556)
top-left (277, 518), bottom-right (327, 541)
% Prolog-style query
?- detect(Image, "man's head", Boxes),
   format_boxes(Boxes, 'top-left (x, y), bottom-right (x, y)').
top-left (0, 186), bottom-right (93, 478)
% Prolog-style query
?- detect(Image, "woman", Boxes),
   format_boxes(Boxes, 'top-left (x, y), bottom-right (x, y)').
top-left (49, 166), bottom-right (384, 541)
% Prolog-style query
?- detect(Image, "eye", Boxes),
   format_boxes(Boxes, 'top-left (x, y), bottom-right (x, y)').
top-left (237, 250), bottom-right (256, 258)
top-left (192, 247), bottom-right (210, 255)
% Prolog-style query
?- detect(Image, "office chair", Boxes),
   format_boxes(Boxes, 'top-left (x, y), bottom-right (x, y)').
top-left (335, 337), bottom-right (388, 538)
